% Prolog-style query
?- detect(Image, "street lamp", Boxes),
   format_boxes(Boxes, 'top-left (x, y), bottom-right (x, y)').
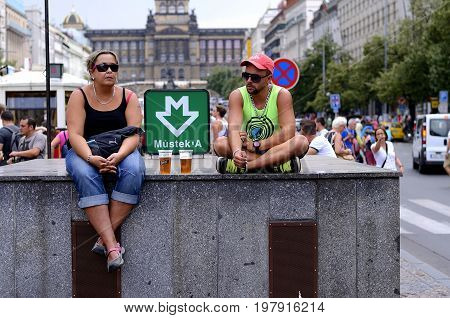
top-left (45, 0), bottom-right (51, 157)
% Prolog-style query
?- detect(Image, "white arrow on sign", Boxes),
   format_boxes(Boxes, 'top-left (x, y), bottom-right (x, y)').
top-left (156, 96), bottom-right (199, 137)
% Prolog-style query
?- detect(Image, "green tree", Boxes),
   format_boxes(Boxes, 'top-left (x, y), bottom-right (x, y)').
top-left (206, 67), bottom-right (241, 98)
top-left (290, 36), bottom-right (339, 114)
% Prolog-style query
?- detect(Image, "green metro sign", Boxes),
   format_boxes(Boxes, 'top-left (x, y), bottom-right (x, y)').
top-left (144, 90), bottom-right (210, 154)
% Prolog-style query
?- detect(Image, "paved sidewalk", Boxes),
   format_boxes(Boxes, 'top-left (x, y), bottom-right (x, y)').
top-left (401, 250), bottom-right (450, 297)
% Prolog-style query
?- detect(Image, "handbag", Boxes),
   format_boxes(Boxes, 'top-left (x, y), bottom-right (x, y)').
top-left (86, 126), bottom-right (143, 158)
top-left (381, 143), bottom-right (388, 168)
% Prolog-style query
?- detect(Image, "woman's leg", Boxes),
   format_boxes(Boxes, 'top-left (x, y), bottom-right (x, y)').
top-left (66, 149), bottom-right (119, 260)
top-left (110, 149), bottom-right (145, 230)
top-left (85, 205), bottom-right (119, 261)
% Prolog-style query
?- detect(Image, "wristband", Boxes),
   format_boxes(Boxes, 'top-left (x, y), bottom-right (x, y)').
top-left (232, 149), bottom-right (240, 158)
top-left (87, 154), bottom-right (93, 163)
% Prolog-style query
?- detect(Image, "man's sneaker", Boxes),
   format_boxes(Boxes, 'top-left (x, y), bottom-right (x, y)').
top-left (216, 157), bottom-right (247, 174)
top-left (273, 157), bottom-right (300, 173)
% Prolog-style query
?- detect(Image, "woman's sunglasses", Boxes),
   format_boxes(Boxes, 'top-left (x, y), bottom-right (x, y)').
top-left (242, 72), bottom-right (270, 83)
top-left (93, 63), bottom-right (119, 72)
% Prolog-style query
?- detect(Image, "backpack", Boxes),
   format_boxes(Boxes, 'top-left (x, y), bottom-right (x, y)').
top-left (10, 131), bottom-right (22, 152)
top-left (325, 131), bottom-right (336, 150)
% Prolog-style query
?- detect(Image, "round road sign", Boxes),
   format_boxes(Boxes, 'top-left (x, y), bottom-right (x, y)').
top-left (272, 58), bottom-right (300, 90)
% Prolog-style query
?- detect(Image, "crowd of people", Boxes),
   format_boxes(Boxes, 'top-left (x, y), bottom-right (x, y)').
top-left (298, 115), bottom-right (405, 173)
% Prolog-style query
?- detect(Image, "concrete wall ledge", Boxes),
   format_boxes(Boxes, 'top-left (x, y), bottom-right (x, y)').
top-left (0, 156), bottom-right (400, 298)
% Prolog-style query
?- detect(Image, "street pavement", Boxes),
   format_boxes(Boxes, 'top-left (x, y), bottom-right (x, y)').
top-left (394, 141), bottom-right (450, 297)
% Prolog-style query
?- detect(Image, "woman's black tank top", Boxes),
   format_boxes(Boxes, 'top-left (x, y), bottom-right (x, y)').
top-left (79, 87), bottom-right (128, 139)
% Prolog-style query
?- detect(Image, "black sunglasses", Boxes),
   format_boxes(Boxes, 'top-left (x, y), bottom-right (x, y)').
top-left (93, 63), bottom-right (119, 72)
top-left (242, 72), bottom-right (270, 83)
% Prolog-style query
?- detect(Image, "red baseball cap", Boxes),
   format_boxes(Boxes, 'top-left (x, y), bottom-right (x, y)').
top-left (241, 53), bottom-right (274, 74)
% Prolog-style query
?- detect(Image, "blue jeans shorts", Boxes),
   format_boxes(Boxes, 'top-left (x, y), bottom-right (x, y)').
top-left (66, 149), bottom-right (145, 209)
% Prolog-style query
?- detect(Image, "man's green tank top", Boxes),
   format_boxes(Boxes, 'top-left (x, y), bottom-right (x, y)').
top-left (238, 84), bottom-right (282, 141)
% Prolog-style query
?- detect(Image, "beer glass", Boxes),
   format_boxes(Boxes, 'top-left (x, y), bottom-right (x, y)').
top-left (158, 150), bottom-right (172, 175)
top-left (179, 150), bottom-right (193, 174)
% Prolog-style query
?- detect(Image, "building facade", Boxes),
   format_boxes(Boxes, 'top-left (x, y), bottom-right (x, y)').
top-left (243, 8), bottom-right (280, 59)
top-left (0, 0), bottom-right (6, 62)
top-left (283, 0), bottom-right (322, 61)
top-left (338, 0), bottom-right (411, 61)
top-left (26, 8), bottom-right (91, 79)
top-left (84, 0), bottom-right (246, 84)
top-left (5, 0), bottom-right (29, 68)
top-left (311, 0), bottom-right (342, 47)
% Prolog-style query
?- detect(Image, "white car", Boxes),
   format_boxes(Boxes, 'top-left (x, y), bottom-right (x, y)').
top-left (412, 113), bottom-right (449, 173)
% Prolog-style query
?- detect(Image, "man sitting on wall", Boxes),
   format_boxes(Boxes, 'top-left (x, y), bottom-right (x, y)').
top-left (214, 53), bottom-right (309, 173)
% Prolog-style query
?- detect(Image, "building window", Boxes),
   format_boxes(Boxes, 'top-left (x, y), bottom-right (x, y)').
top-left (234, 40), bottom-right (241, 49)
top-left (178, 68), bottom-right (185, 80)
top-left (160, 4), bottom-right (167, 14)
top-left (200, 54), bottom-right (206, 63)
top-left (103, 41), bottom-right (110, 49)
top-left (200, 40), bottom-right (206, 49)
top-left (113, 41), bottom-right (119, 50)
top-left (200, 69), bottom-right (206, 79)
top-left (217, 55), bottom-right (223, 63)
top-left (130, 41), bottom-right (137, 49)
top-left (161, 69), bottom-right (167, 79)
top-left (225, 40), bottom-right (232, 49)
top-left (169, 5), bottom-right (176, 14)
top-left (178, 53), bottom-right (185, 63)
top-left (217, 40), bottom-right (223, 49)
top-left (208, 40), bottom-right (215, 49)
top-left (208, 55), bottom-right (215, 63)
top-left (169, 54), bottom-right (176, 63)
top-left (226, 54), bottom-right (232, 62)
top-left (140, 70), bottom-right (145, 80)
top-left (177, 2), bottom-right (185, 13)
top-left (160, 54), bottom-right (167, 62)
top-left (122, 55), bottom-right (128, 63)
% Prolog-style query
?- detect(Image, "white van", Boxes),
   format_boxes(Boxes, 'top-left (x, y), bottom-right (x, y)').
top-left (412, 113), bottom-right (449, 173)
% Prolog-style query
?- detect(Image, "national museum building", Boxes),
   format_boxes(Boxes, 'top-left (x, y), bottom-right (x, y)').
top-left (84, 0), bottom-right (246, 86)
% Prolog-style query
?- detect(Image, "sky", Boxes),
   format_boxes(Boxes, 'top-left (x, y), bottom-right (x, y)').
top-left (24, 0), bottom-right (282, 29)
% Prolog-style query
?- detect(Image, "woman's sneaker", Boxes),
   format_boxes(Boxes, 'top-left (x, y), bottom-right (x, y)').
top-left (216, 157), bottom-right (247, 174)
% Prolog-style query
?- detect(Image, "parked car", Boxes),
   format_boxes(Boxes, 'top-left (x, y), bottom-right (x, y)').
top-left (412, 113), bottom-right (450, 173)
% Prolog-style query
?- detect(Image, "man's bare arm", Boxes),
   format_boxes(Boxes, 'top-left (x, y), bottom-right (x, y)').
top-left (259, 88), bottom-right (296, 151)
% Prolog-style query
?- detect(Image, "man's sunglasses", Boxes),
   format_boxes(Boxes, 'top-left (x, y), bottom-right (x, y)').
top-left (93, 63), bottom-right (119, 72)
top-left (242, 72), bottom-right (270, 83)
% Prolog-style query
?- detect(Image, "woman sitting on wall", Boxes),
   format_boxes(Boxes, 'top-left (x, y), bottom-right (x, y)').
top-left (65, 50), bottom-right (145, 272)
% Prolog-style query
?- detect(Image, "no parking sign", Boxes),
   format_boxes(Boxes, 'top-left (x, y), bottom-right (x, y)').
top-left (272, 58), bottom-right (300, 90)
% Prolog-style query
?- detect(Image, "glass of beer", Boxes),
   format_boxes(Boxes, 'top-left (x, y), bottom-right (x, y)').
top-left (179, 150), bottom-right (193, 174)
top-left (158, 150), bottom-right (172, 175)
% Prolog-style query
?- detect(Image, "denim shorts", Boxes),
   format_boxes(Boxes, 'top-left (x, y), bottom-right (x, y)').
top-left (66, 149), bottom-right (145, 209)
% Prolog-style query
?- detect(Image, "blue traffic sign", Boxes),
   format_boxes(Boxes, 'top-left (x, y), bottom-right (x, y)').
top-left (439, 91), bottom-right (448, 103)
top-left (330, 94), bottom-right (341, 109)
top-left (272, 58), bottom-right (300, 90)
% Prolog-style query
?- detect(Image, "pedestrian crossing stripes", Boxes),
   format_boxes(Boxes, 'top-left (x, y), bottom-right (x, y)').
top-left (409, 199), bottom-right (450, 218)
top-left (401, 199), bottom-right (450, 235)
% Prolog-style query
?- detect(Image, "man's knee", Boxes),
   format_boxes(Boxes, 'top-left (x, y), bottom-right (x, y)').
top-left (293, 134), bottom-right (309, 158)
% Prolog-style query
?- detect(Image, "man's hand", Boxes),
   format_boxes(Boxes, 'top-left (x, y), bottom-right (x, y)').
top-left (9, 151), bottom-right (19, 158)
top-left (233, 150), bottom-right (247, 169)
